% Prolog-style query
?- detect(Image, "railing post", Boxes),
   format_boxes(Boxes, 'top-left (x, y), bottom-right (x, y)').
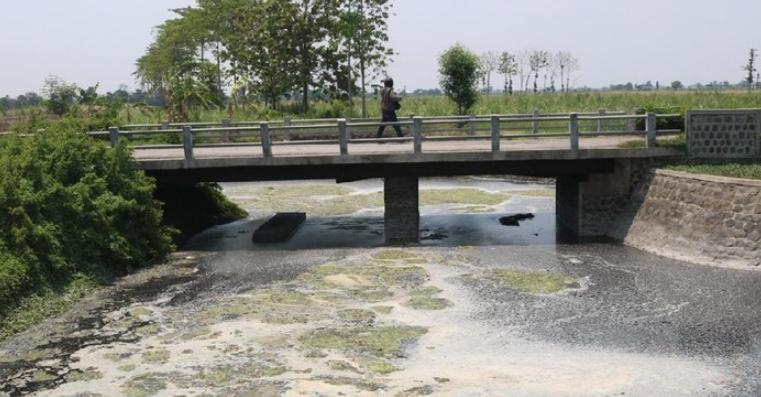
top-left (409, 114), bottom-right (415, 136)
top-left (490, 115), bottom-right (501, 152)
top-left (569, 113), bottom-right (579, 150)
top-left (597, 108), bottom-right (606, 134)
top-left (532, 109), bottom-right (540, 134)
top-left (182, 126), bottom-right (194, 163)
top-left (221, 118), bottom-right (231, 143)
top-left (413, 116), bottom-right (423, 154)
top-left (646, 112), bottom-right (657, 149)
top-left (468, 115), bottom-right (476, 136)
top-left (283, 116), bottom-right (292, 141)
top-left (108, 127), bottom-right (119, 146)
top-left (160, 122), bottom-right (169, 131)
top-left (260, 122), bottom-right (272, 158)
top-left (338, 119), bottom-right (349, 156)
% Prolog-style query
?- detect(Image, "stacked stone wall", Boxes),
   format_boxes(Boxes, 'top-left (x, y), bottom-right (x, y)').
top-left (619, 170), bottom-right (761, 269)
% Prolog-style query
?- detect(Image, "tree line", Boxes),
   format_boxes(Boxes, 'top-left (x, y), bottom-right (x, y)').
top-left (477, 50), bottom-right (579, 95)
top-left (135, 0), bottom-right (394, 122)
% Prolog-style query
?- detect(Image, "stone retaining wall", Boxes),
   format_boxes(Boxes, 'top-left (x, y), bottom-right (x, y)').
top-left (616, 170), bottom-right (761, 269)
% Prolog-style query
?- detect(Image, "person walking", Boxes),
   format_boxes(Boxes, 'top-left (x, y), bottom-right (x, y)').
top-left (376, 78), bottom-right (404, 138)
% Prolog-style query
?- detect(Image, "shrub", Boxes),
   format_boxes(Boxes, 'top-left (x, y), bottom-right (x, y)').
top-left (0, 129), bottom-right (174, 316)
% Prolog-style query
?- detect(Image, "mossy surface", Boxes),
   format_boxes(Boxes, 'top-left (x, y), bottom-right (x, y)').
top-left (299, 326), bottom-right (428, 359)
top-left (406, 287), bottom-right (453, 311)
top-left (198, 362), bottom-right (287, 387)
top-left (367, 360), bottom-right (398, 374)
top-left (512, 189), bottom-right (556, 198)
top-left (312, 375), bottom-right (383, 391)
top-left (419, 189), bottom-right (509, 206)
top-left (488, 269), bottom-right (579, 294)
top-left (337, 309), bottom-right (376, 324)
top-left (141, 349), bottom-right (171, 365)
top-left (328, 360), bottom-right (361, 373)
top-left (67, 369), bottom-right (103, 382)
top-left (122, 373), bottom-right (168, 397)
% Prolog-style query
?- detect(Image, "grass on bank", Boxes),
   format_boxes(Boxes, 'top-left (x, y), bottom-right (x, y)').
top-left (664, 160), bottom-right (761, 180)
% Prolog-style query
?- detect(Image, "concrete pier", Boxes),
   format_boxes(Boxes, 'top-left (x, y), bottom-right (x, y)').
top-left (384, 176), bottom-right (420, 245)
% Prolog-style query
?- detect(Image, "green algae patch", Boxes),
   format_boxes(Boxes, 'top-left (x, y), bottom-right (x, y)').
top-left (420, 188), bottom-right (509, 206)
top-left (328, 360), bottom-right (361, 373)
top-left (512, 189), bottom-right (556, 198)
top-left (312, 375), bottom-right (384, 391)
top-left (488, 269), bottom-right (579, 294)
top-left (406, 286), bottom-right (453, 311)
top-left (30, 370), bottom-right (56, 383)
top-left (198, 362), bottom-right (287, 387)
top-left (398, 385), bottom-right (435, 396)
top-left (367, 360), bottom-right (398, 374)
top-left (118, 364), bottom-right (138, 372)
top-left (122, 373), bottom-right (168, 397)
top-left (129, 307), bottom-right (154, 318)
top-left (372, 250), bottom-right (422, 262)
top-left (239, 185), bottom-right (378, 216)
top-left (141, 349), bottom-right (171, 365)
top-left (67, 369), bottom-right (103, 382)
top-left (135, 324), bottom-right (160, 337)
top-left (196, 289), bottom-right (327, 325)
top-left (299, 326), bottom-right (428, 359)
top-left (372, 306), bottom-right (394, 314)
top-left (103, 351), bottom-right (134, 362)
top-left (338, 309), bottom-right (376, 324)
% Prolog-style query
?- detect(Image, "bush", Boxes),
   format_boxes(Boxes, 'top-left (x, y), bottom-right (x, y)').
top-left (0, 129), bottom-right (174, 316)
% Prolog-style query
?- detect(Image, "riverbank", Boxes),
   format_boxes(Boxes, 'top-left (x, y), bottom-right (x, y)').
top-left (614, 169), bottom-right (761, 269)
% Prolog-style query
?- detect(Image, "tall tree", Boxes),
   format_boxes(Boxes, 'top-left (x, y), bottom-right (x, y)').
top-left (479, 52), bottom-right (499, 94)
top-left (439, 44), bottom-right (480, 115)
top-left (744, 48), bottom-right (757, 93)
top-left (338, 0), bottom-right (394, 118)
top-left (498, 52), bottom-right (517, 95)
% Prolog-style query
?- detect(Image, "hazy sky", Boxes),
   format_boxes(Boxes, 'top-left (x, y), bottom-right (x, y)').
top-left (1, 0), bottom-right (759, 96)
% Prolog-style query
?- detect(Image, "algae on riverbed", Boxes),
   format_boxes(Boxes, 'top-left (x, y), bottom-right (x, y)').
top-left (299, 326), bottom-right (428, 359)
top-left (488, 269), bottom-right (579, 294)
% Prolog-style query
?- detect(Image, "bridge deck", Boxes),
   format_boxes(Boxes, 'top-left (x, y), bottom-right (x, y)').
top-left (135, 136), bottom-right (678, 170)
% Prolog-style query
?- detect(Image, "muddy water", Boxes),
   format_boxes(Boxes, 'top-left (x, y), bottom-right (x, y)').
top-left (2, 177), bottom-right (761, 397)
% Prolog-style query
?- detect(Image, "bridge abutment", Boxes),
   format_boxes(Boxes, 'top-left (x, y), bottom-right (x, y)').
top-left (556, 159), bottom-right (640, 240)
top-left (384, 176), bottom-right (420, 245)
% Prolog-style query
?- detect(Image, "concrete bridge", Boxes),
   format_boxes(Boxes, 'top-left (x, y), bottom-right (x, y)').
top-left (94, 112), bottom-right (688, 244)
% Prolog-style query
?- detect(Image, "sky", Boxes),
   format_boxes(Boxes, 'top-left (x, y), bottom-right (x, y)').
top-left (1, 0), bottom-right (760, 96)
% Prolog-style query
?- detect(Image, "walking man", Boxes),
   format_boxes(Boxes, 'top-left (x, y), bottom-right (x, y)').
top-left (376, 78), bottom-right (404, 138)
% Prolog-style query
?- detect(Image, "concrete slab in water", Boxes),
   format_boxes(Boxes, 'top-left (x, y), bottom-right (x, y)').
top-left (252, 212), bottom-right (306, 243)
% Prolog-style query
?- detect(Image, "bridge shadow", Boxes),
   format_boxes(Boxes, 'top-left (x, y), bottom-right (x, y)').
top-left (185, 211), bottom-right (558, 252)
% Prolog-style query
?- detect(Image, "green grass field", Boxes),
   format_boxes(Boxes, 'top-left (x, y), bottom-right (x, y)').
top-left (115, 91), bottom-right (761, 125)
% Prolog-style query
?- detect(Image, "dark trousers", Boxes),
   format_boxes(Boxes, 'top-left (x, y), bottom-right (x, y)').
top-left (376, 110), bottom-right (404, 138)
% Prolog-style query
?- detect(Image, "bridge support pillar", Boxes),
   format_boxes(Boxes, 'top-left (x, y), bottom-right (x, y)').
top-left (384, 176), bottom-right (420, 245)
top-left (556, 159), bottom-right (637, 241)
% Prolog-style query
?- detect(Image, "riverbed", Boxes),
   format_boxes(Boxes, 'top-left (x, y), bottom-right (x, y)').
top-left (1, 177), bottom-right (760, 396)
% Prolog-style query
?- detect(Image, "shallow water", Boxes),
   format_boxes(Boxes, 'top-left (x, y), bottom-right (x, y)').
top-left (2, 177), bottom-right (761, 396)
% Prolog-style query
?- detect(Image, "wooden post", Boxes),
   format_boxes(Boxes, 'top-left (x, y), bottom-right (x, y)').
top-left (569, 113), bottom-right (579, 150)
top-left (532, 109), bottom-right (540, 134)
top-left (468, 115), bottom-right (476, 136)
top-left (182, 126), bottom-right (194, 163)
top-left (490, 115), bottom-right (501, 152)
top-left (597, 108), bottom-right (606, 134)
top-left (338, 119), bottom-right (349, 155)
top-left (108, 127), bottom-right (119, 146)
top-left (260, 123), bottom-right (272, 158)
top-left (646, 112), bottom-right (657, 148)
top-left (221, 118), bottom-right (231, 143)
top-left (413, 116), bottom-right (423, 154)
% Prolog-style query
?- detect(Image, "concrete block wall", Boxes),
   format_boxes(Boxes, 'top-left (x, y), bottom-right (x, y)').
top-left (687, 110), bottom-right (761, 159)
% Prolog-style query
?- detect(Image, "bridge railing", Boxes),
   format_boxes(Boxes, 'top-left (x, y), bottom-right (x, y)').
top-left (86, 112), bottom-right (683, 163)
